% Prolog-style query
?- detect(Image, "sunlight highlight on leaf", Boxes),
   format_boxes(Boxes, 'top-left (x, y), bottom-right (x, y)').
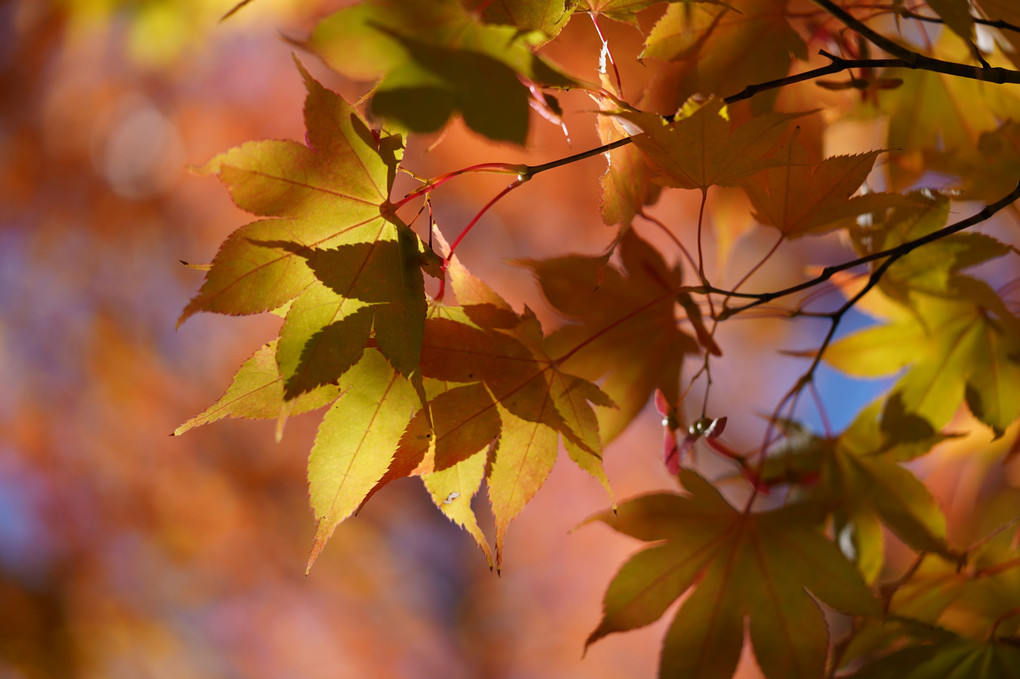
top-left (616, 99), bottom-right (804, 191)
top-left (306, 350), bottom-right (418, 573)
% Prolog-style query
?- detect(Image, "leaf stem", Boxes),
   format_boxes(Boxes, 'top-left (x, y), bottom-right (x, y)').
top-left (639, 210), bottom-right (699, 273)
top-left (395, 162), bottom-right (523, 209)
top-left (433, 177), bottom-right (526, 302)
top-left (523, 137), bottom-right (633, 178)
top-left (883, 5), bottom-right (1020, 35)
top-left (730, 233), bottom-right (785, 295)
top-left (447, 178), bottom-right (525, 258)
top-left (696, 189), bottom-right (709, 282)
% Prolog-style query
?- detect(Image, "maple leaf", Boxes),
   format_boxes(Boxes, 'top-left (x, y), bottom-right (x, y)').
top-left (877, 33), bottom-right (1020, 190)
top-left (306, 349), bottom-right (419, 572)
top-left (597, 101), bottom-right (662, 227)
top-left (844, 531), bottom-right (1020, 676)
top-left (869, 195), bottom-right (1013, 306)
top-left (271, 224), bottom-right (431, 399)
top-left (884, 537), bottom-right (1020, 636)
top-left (771, 398), bottom-right (959, 582)
top-left (417, 307), bottom-right (611, 566)
top-left (744, 137), bottom-right (908, 239)
top-left (422, 448), bottom-right (494, 567)
top-left (341, 251), bottom-right (615, 568)
top-left (586, 469), bottom-right (878, 679)
top-left (180, 62), bottom-right (402, 322)
top-left (926, 0), bottom-right (976, 43)
top-left (476, 0), bottom-right (576, 38)
top-left (825, 287), bottom-right (1020, 439)
top-left (303, 0), bottom-right (575, 144)
top-left (827, 197), bottom-right (1019, 438)
top-left (180, 62), bottom-right (436, 400)
top-left (583, 0), bottom-right (719, 24)
top-left (519, 228), bottom-right (699, 442)
top-left (846, 636), bottom-right (1020, 679)
top-left (933, 121), bottom-right (1020, 202)
top-left (173, 341), bottom-right (339, 437)
top-left (642, 0), bottom-right (806, 108)
top-left (615, 99), bottom-right (804, 192)
top-left (975, 0), bottom-right (1020, 69)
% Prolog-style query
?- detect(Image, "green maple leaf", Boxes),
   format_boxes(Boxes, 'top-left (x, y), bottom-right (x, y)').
top-left (845, 531), bottom-right (1020, 677)
top-left (843, 190), bottom-right (1013, 306)
top-left (304, 0), bottom-right (575, 144)
top-left (826, 289), bottom-right (1020, 438)
top-left (586, 469), bottom-right (878, 679)
top-left (272, 223), bottom-right (431, 399)
top-left (643, 0), bottom-right (806, 108)
top-left (339, 252), bottom-right (614, 568)
top-left (615, 99), bottom-right (804, 192)
top-left (878, 33), bottom-right (1020, 190)
top-left (871, 195), bottom-right (1012, 306)
top-left (519, 228), bottom-right (699, 442)
top-left (181, 62), bottom-right (436, 400)
top-left (476, 0), bottom-right (576, 38)
top-left (583, 0), bottom-right (723, 24)
top-left (825, 398), bottom-right (958, 578)
top-left (418, 308), bottom-right (611, 566)
top-left (306, 349), bottom-right (419, 572)
top-left (847, 637), bottom-right (1020, 679)
top-left (173, 340), bottom-right (339, 437)
top-left (826, 195), bottom-right (1019, 439)
top-left (760, 398), bottom-right (958, 581)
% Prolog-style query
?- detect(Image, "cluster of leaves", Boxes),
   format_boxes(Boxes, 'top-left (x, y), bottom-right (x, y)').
top-left (178, 1), bottom-right (1020, 677)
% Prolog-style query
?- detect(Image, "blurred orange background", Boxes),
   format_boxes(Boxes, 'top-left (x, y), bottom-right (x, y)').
top-left (2, 2), bottom-right (1018, 678)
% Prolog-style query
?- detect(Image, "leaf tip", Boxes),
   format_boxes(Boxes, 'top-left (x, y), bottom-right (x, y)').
top-left (584, 626), bottom-right (607, 652)
top-left (305, 538), bottom-right (325, 576)
top-left (171, 420), bottom-right (193, 437)
top-left (188, 159), bottom-right (220, 177)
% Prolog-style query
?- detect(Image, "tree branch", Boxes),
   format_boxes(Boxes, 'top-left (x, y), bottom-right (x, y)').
top-left (716, 180), bottom-right (1020, 319)
top-left (728, 45), bottom-right (1020, 104)
top-left (810, 0), bottom-right (1018, 83)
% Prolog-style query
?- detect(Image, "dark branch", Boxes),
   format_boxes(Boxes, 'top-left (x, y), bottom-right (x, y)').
top-left (728, 46), bottom-right (1020, 104)
top-left (810, 0), bottom-right (1018, 82)
top-left (715, 180), bottom-right (1020, 319)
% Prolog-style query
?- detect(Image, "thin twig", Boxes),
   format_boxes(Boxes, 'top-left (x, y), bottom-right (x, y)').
top-left (875, 3), bottom-right (1020, 35)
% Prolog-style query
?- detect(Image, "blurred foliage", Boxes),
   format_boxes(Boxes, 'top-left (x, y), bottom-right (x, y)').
top-left (0, 1), bottom-right (658, 677)
top-left (3, 1), bottom-right (1020, 678)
